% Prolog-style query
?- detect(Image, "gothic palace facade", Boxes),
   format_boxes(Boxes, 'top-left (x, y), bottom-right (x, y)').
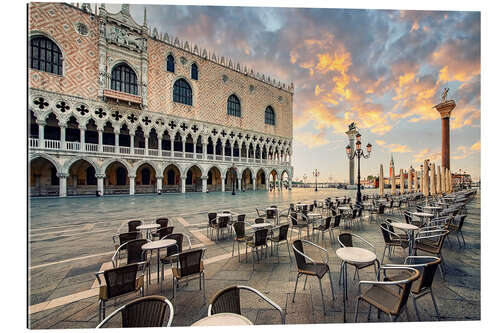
top-left (28, 3), bottom-right (294, 197)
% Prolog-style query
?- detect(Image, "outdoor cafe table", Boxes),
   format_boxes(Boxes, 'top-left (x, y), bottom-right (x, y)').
top-left (423, 206), bottom-right (442, 215)
top-left (266, 207), bottom-right (279, 224)
top-left (307, 212), bottom-right (322, 226)
top-left (137, 224), bottom-right (160, 239)
top-left (191, 313), bottom-right (253, 326)
top-left (251, 222), bottom-right (272, 229)
top-left (336, 247), bottom-right (378, 322)
top-left (411, 212), bottom-right (434, 225)
top-left (390, 222), bottom-right (419, 255)
top-left (142, 238), bottom-right (177, 284)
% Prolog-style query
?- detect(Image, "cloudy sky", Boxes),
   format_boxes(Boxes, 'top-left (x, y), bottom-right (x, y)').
top-left (112, 2), bottom-right (480, 182)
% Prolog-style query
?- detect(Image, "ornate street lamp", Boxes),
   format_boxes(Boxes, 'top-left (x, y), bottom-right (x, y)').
top-left (345, 132), bottom-right (372, 206)
top-left (230, 163), bottom-right (237, 195)
top-left (313, 169), bottom-right (320, 191)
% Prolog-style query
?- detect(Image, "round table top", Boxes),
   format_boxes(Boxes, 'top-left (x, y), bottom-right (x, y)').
top-left (338, 206), bottom-right (351, 210)
top-left (296, 203), bottom-right (308, 207)
top-left (217, 213), bottom-right (232, 217)
top-left (191, 313), bottom-right (253, 326)
top-left (266, 207), bottom-right (278, 210)
top-left (411, 212), bottom-right (434, 217)
top-left (391, 222), bottom-right (419, 231)
top-left (136, 224), bottom-right (160, 230)
top-left (142, 239), bottom-right (176, 250)
top-left (423, 206), bottom-right (441, 210)
top-left (251, 222), bottom-right (272, 228)
top-left (336, 247), bottom-right (377, 265)
top-left (308, 213), bottom-right (321, 216)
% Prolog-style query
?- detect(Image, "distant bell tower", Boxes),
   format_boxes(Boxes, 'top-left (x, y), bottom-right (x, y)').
top-left (389, 154), bottom-right (394, 178)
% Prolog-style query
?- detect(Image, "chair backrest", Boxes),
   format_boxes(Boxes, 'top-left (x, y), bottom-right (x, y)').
top-left (266, 209), bottom-right (276, 219)
top-left (323, 216), bottom-right (332, 229)
top-left (178, 249), bottom-right (204, 278)
top-left (270, 205), bottom-right (277, 208)
top-left (155, 218), bottom-right (169, 228)
top-left (253, 228), bottom-right (268, 246)
top-left (410, 257), bottom-right (441, 293)
top-left (416, 205), bottom-right (423, 213)
top-left (453, 215), bottom-right (466, 230)
top-left (233, 221), bottom-right (246, 239)
top-left (103, 263), bottom-right (139, 299)
top-left (255, 218), bottom-right (265, 224)
top-left (379, 223), bottom-right (393, 244)
top-left (403, 211), bottom-right (412, 224)
top-left (330, 208), bottom-right (337, 216)
top-left (120, 296), bottom-right (171, 327)
top-left (208, 213), bottom-right (218, 226)
top-left (237, 214), bottom-right (246, 222)
top-left (338, 233), bottom-right (353, 247)
top-left (277, 224), bottom-right (289, 241)
top-left (166, 233), bottom-right (184, 257)
top-left (128, 220), bottom-right (142, 232)
top-left (290, 212), bottom-right (298, 226)
top-left (333, 215), bottom-right (341, 228)
top-left (218, 215), bottom-right (229, 228)
top-left (393, 268), bottom-right (420, 314)
top-left (119, 232), bottom-right (140, 246)
top-left (308, 204), bottom-right (314, 212)
top-left (292, 240), bottom-right (307, 271)
top-left (209, 286), bottom-right (242, 315)
top-left (378, 205), bottom-right (385, 214)
top-left (158, 226), bottom-right (174, 239)
top-left (125, 239), bottom-right (149, 264)
top-left (352, 209), bottom-right (358, 218)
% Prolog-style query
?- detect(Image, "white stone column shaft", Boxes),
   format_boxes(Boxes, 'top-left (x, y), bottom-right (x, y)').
top-left (98, 129), bottom-right (103, 152)
top-left (252, 177), bottom-right (256, 190)
top-left (60, 126), bottom-right (66, 150)
top-left (202, 176), bottom-right (207, 192)
top-left (57, 173), bottom-right (68, 197)
top-left (145, 136), bottom-right (149, 155)
top-left (97, 174), bottom-right (105, 196)
top-left (129, 176), bottom-right (135, 195)
top-left (80, 127), bottom-right (85, 151)
top-left (181, 176), bottom-right (186, 193)
top-left (156, 176), bottom-right (163, 192)
top-left (115, 132), bottom-right (120, 153)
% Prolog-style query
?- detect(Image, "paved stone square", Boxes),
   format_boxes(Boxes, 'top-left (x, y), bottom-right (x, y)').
top-left (28, 188), bottom-right (480, 328)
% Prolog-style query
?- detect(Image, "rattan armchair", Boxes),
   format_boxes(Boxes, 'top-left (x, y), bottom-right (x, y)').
top-left (112, 239), bottom-right (150, 268)
top-left (112, 231), bottom-right (140, 251)
top-left (269, 224), bottom-right (291, 263)
top-left (290, 212), bottom-right (309, 239)
top-left (446, 214), bottom-right (467, 248)
top-left (156, 226), bottom-right (174, 240)
top-left (95, 262), bottom-right (147, 322)
top-left (338, 233), bottom-right (378, 282)
top-left (128, 220), bottom-right (142, 232)
top-left (354, 266), bottom-right (420, 322)
top-left (206, 212), bottom-right (218, 238)
top-left (414, 229), bottom-right (449, 278)
top-left (171, 248), bottom-right (207, 307)
top-left (383, 256), bottom-right (442, 321)
top-left (232, 221), bottom-right (253, 262)
top-left (96, 296), bottom-right (174, 328)
top-left (292, 239), bottom-right (335, 314)
top-left (208, 285), bottom-right (285, 324)
top-left (256, 208), bottom-right (266, 218)
top-left (160, 233), bottom-right (192, 283)
top-left (380, 222), bottom-right (408, 264)
top-left (313, 216), bottom-right (333, 244)
top-left (246, 228), bottom-right (269, 270)
top-left (151, 218), bottom-right (169, 239)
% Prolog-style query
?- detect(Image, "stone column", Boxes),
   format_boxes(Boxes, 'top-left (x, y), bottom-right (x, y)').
top-left (96, 173), bottom-right (105, 196)
top-left (222, 140), bottom-right (226, 160)
top-left (182, 137), bottom-right (186, 158)
top-left (79, 126), bottom-right (86, 151)
top-left (37, 120), bottom-right (45, 148)
top-left (170, 139), bottom-right (174, 157)
top-left (60, 125), bottom-right (66, 150)
top-left (408, 170), bottom-right (413, 192)
top-left (430, 163), bottom-right (436, 195)
top-left (230, 142), bottom-right (234, 162)
top-left (437, 166), bottom-right (442, 194)
top-left (114, 131), bottom-right (120, 153)
top-left (158, 138), bottom-right (162, 157)
top-left (252, 177), bottom-right (256, 191)
top-left (57, 172), bottom-right (68, 197)
top-left (238, 177), bottom-right (241, 191)
top-left (345, 128), bottom-right (359, 185)
top-left (265, 176), bottom-right (269, 191)
top-left (181, 176), bottom-right (186, 193)
top-left (97, 129), bottom-right (103, 152)
top-left (201, 176), bottom-right (207, 192)
top-left (434, 100), bottom-right (456, 171)
top-left (156, 176), bottom-right (163, 193)
top-left (400, 168), bottom-right (404, 193)
top-left (202, 140), bottom-right (207, 160)
top-left (129, 176), bottom-right (135, 195)
top-left (145, 135), bottom-right (149, 156)
top-left (130, 134), bottom-right (135, 153)
top-left (221, 178), bottom-right (225, 192)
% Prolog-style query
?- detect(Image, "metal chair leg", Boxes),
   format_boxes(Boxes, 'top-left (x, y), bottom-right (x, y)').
top-left (292, 274), bottom-right (299, 302)
top-left (303, 275), bottom-right (308, 290)
top-left (412, 295), bottom-right (421, 321)
top-left (318, 277), bottom-right (326, 314)
top-left (354, 297), bottom-right (361, 322)
top-left (430, 289), bottom-right (441, 320)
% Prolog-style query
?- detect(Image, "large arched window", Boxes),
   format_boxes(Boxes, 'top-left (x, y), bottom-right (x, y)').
top-left (111, 63), bottom-right (138, 95)
top-left (227, 94), bottom-right (241, 117)
top-left (173, 79), bottom-right (192, 106)
top-left (166, 54), bottom-right (175, 73)
top-left (265, 106), bottom-right (275, 125)
top-left (167, 169), bottom-right (175, 185)
top-left (30, 36), bottom-right (63, 75)
top-left (191, 63), bottom-right (198, 80)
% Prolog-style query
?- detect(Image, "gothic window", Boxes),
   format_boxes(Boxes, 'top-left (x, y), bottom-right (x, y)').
top-left (116, 167), bottom-right (127, 186)
top-left (166, 54), bottom-right (175, 73)
top-left (191, 63), bottom-right (198, 80)
top-left (260, 172), bottom-right (266, 184)
top-left (167, 169), bottom-right (175, 185)
top-left (265, 106), bottom-right (275, 125)
top-left (111, 63), bottom-right (138, 95)
top-left (227, 94), bottom-right (241, 117)
top-left (30, 36), bottom-right (63, 75)
top-left (141, 168), bottom-right (151, 185)
top-left (86, 167), bottom-right (97, 185)
top-left (186, 170), bottom-right (193, 185)
top-left (173, 79), bottom-right (192, 106)
top-left (207, 171), bottom-right (213, 185)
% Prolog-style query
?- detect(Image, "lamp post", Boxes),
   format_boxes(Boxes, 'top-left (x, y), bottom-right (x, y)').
top-left (345, 133), bottom-right (372, 206)
top-left (313, 169), bottom-right (320, 191)
top-left (230, 163), bottom-right (237, 195)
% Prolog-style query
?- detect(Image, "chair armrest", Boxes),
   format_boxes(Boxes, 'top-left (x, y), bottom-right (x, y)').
top-left (240, 286), bottom-right (286, 324)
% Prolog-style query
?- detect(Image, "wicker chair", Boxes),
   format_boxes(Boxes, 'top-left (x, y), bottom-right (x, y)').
top-left (151, 218), bottom-right (169, 239)
top-left (279, 208), bottom-right (291, 223)
top-left (156, 226), bottom-right (174, 240)
top-left (446, 214), bottom-right (467, 248)
top-left (266, 208), bottom-right (276, 223)
top-left (208, 285), bottom-right (285, 324)
top-left (292, 239), bottom-right (335, 314)
top-left (380, 222), bottom-right (408, 264)
top-left (232, 221), bottom-right (253, 262)
top-left (207, 212), bottom-right (218, 239)
top-left (312, 216), bottom-right (333, 243)
top-left (112, 231), bottom-right (140, 251)
top-left (128, 220), bottom-right (142, 232)
top-left (214, 215), bottom-right (230, 240)
top-left (246, 228), bottom-right (269, 270)
top-left (338, 233), bottom-right (378, 282)
top-left (160, 233), bottom-right (192, 283)
top-left (269, 224), bottom-right (291, 263)
top-left (96, 296), bottom-right (174, 328)
top-left (354, 266), bottom-right (420, 322)
top-left (414, 229), bottom-right (449, 278)
top-left (112, 239), bottom-right (150, 268)
top-left (256, 208), bottom-right (266, 218)
top-left (95, 262), bottom-right (147, 322)
top-left (171, 248), bottom-right (206, 307)
top-left (290, 212), bottom-right (309, 239)
top-left (383, 256), bottom-right (442, 321)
